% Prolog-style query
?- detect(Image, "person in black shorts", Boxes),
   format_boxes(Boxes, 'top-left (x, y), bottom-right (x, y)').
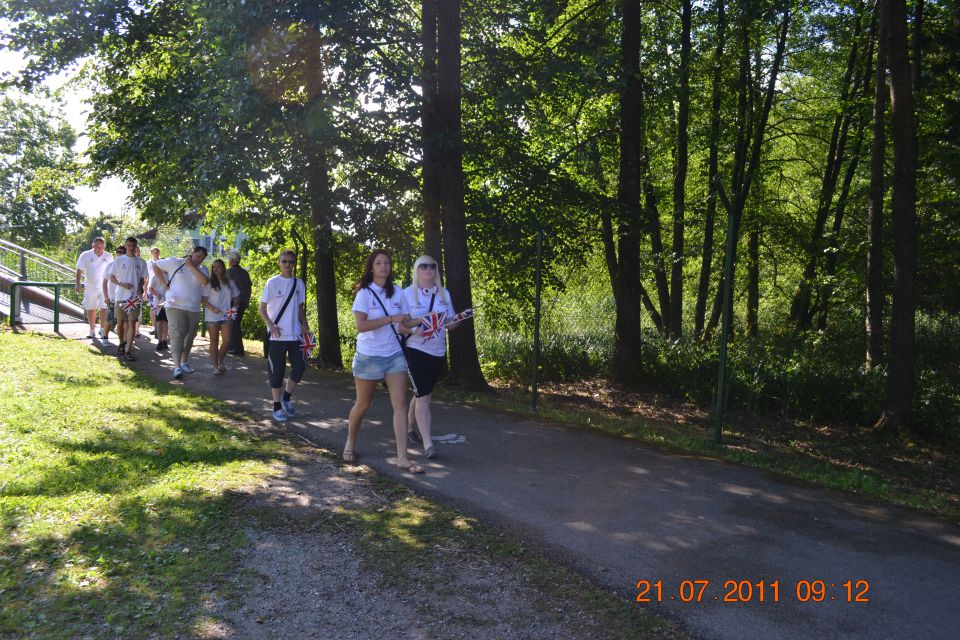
top-left (403, 255), bottom-right (465, 459)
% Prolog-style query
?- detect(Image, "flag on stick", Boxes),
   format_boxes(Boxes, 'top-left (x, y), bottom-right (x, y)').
top-left (299, 330), bottom-right (318, 358)
top-left (224, 306), bottom-right (238, 321)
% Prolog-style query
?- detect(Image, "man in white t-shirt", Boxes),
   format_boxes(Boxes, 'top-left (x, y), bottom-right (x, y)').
top-left (153, 246), bottom-right (210, 379)
top-left (101, 245), bottom-right (126, 343)
top-left (74, 237), bottom-right (114, 339)
top-left (258, 250), bottom-right (309, 422)
top-left (110, 236), bottom-right (149, 360)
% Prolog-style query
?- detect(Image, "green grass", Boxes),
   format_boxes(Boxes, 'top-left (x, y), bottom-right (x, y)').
top-left (0, 330), bottom-right (289, 639)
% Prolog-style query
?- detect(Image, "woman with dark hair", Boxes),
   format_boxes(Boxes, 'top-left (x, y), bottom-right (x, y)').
top-left (344, 249), bottom-right (423, 474)
top-left (202, 258), bottom-right (240, 374)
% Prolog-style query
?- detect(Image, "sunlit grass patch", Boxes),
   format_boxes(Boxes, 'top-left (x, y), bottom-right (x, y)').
top-left (0, 331), bottom-right (288, 638)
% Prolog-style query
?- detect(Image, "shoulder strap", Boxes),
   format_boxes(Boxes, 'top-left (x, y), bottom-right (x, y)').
top-left (166, 262), bottom-right (187, 287)
top-left (272, 278), bottom-right (299, 325)
top-left (369, 287), bottom-right (405, 348)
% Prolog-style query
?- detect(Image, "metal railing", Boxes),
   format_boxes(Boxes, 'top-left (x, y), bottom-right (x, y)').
top-left (0, 238), bottom-right (83, 308)
top-left (8, 282), bottom-right (77, 332)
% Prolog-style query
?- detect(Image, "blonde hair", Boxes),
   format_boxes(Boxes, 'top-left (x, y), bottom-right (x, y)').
top-left (409, 255), bottom-right (451, 309)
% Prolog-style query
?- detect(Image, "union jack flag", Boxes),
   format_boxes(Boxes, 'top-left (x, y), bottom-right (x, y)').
top-left (419, 311), bottom-right (447, 340)
top-left (122, 296), bottom-right (142, 313)
top-left (299, 330), bottom-right (318, 358)
top-left (442, 308), bottom-right (474, 327)
top-left (224, 306), bottom-right (238, 321)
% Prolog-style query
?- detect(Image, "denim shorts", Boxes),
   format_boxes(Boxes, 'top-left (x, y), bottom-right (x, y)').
top-left (352, 350), bottom-right (407, 380)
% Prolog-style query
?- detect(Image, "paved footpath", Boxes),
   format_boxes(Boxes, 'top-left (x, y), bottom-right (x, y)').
top-left (33, 323), bottom-right (960, 640)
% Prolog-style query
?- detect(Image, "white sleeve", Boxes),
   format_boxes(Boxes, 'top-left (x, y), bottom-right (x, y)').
top-left (351, 288), bottom-right (368, 313)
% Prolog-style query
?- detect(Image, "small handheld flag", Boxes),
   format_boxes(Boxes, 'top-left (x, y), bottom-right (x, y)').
top-left (224, 306), bottom-right (238, 321)
top-left (443, 308), bottom-right (473, 327)
top-left (418, 311), bottom-right (447, 340)
top-left (299, 330), bottom-right (318, 358)
top-left (122, 296), bottom-right (142, 313)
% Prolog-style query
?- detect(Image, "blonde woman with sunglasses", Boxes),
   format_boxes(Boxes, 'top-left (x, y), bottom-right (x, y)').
top-left (403, 255), bottom-right (463, 459)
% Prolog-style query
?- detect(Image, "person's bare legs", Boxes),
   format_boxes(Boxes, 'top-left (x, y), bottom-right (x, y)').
top-left (99, 308), bottom-right (109, 335)
top-left (412, 394), bottom-right (434, 451)
top-left (345, 378), bottom-right (378, 461)
top-left (218, 324), bottom-right (231, 369)
top-left (384, 372), bottom-right (419, 472)
top-left (207, 324), bottom-right (221, 369)
top-left (86, 309), bottom-right (97, 334)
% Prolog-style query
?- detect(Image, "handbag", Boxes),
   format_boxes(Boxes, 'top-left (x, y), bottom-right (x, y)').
top-left (262, 279), bottom-right (299, 357)
top-left (368, 287), bottom-right (419, 396)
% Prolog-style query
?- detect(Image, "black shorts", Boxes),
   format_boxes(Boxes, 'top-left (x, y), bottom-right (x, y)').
top-left (156, 307), bottom-right (167, 322)
top-left (405, 347), bottom-right (445, 397)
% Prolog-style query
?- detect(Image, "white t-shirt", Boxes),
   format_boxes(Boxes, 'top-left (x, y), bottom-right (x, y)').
top-left (203, 279), bottom-right (241, 322)
top-left (352, 283), bottom-right (409, 357)
top-left (260, 276), bottom-right (306, 341)
top-left (155, 257), bottom-right (209, 312)
top-left (102, 262), bottom-right (118, 302)
top-left (111, 255), bottom-right (148, 302)
top-left (76, 249), bottom-right (113, 287)
top-left (147, 269), bottom-right (166, 305)
top-left (404, 284), bottom-right (452, 357)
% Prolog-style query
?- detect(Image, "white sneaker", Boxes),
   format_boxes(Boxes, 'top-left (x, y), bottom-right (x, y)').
top-left (281, 398), bottom-right (295, 416)
top-left (99, 331), bottom-right (109, 340)
top-left (87, 329), bottom-right (96, 339)
top-left (272, 409), bottom-right (288, 422)
top-left (180, 363), bottom-right (195, 374)
top-left (173, 367), bottom-right (183, 380)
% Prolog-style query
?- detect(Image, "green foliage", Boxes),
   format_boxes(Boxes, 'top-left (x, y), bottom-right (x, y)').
top-left (0, 89), bottom-right (82, 246)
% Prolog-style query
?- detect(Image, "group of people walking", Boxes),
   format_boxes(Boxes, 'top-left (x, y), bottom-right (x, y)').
top-left (74, 237), bottom-right (252, 374)
top-left (76, 239), bottom-right (460, 475)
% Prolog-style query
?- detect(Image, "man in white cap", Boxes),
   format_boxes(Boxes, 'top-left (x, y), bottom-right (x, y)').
top-left (226, 250), bottom-right (252, 356)
top-left (74, 236), bottom-right (113, 339)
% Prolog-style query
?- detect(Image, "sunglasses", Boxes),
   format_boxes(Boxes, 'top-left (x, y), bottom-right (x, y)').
top-left (418, 263), bottom-right (437, 270)
top-left (280, 260), bottom-right (295, 264)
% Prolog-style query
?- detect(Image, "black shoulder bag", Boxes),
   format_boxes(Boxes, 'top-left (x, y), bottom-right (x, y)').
top-left (262, 279), bottom-right (299, 357)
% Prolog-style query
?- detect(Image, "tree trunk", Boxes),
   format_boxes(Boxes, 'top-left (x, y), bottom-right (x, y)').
top-left (668, 0), bottom-right (692, 338)
top-left (695, 0), bottom-right (726, 338)
top-left (436, 0), bottom-right (486, 390)
top-left (746, 223), bottom-right (759, 337)
top-left (817, 29), bottom-right (874, 330)
top-left (866, 3), bottom-right (887, 369)
top-left (790, 9), bottom-right (865, 330)
top-left (421, 0), bottom-right (443, 265)
top-left (605, 0), bottom-right (645, 385)
top-left (706, 2), bottom-right (792, 339)
top-left (304, 141), bottom-right (343, 369)
top-left (878, 0), bottom-right (918, 432)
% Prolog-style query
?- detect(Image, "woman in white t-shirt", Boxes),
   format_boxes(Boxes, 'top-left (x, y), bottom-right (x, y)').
top-left (346, 249), bottom-right (423, 474)
top-left (403, 255), bottom-right (464, 459)
top-left (202, 259), bottom-right (241, 374)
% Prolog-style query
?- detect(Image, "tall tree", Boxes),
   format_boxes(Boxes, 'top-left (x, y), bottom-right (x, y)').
top-left (668, 0), bottom-right (692, 338)
top-left (436, 0), bottom-right (486, 389)
top-left (605, 0), bottom-right (645, 385)
top-left (865, 0), bottom-right (887, 368)
top-left (421, 0), bottom-right (443, 264)
top-left (705, 0), bottom-right (792, 339)
top-left (694, 0), bottom-right (727, 338)
top-left (878, 0), bottom-right (919, 431)
top-left (0, 91), bottom-right (81, 247)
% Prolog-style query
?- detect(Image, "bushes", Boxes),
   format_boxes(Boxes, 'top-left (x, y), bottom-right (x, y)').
top-left (476, 320), bottom-right (959, 440)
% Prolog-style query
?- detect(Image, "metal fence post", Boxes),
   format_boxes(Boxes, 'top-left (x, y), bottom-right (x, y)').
top-left (53, 284), bottom-right (62, 333)
top-left (531, 229), bottom-right (543, 412)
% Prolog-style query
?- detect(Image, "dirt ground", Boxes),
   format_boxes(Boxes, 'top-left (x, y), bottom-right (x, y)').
top-left (188, 441), bottom-right (676, 640)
